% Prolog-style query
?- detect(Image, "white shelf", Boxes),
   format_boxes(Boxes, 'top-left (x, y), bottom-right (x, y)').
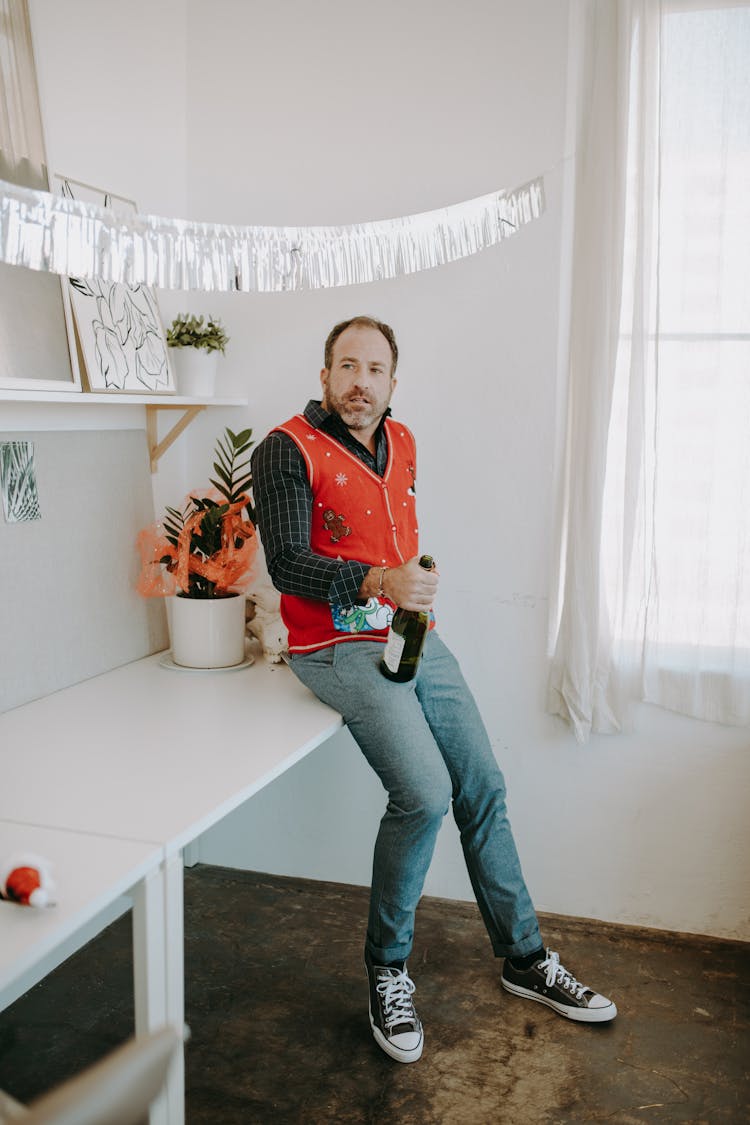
top-left (0, 390), bottom-right (248, 470)
top-left (0, 389), bottom-right (245, 406)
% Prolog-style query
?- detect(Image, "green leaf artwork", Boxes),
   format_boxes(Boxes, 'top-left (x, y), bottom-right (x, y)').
top-left (0, 441), bottom-right (41, 523)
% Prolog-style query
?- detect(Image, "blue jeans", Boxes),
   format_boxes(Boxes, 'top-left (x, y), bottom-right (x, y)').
top-left (289, 630), bottom-right (542, 964)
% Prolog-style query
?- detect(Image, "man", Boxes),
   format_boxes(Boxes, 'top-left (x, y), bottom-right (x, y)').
top-left (251, 315), bottom-right (616, 1064)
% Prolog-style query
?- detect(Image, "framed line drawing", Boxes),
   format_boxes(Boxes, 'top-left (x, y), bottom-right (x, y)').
top-left (52, 176), bottom-right (175, 395)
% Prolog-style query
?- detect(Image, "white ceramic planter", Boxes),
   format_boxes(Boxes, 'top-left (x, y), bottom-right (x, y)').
top-left (169, 592), bottom-right (246, 668)
top-left (170, 348), bottom-right (219, 397)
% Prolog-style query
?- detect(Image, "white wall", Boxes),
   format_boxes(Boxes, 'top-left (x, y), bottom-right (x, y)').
top-left (28, 0), bottom-right (750, 941)
top-left (23, 0), bottom-right (192, 501)
top-left (29, 0), bottom-right (187, 217)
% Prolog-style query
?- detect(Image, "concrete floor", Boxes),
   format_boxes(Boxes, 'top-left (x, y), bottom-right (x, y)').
top-left (0, 865), bottom-right (747, 1124)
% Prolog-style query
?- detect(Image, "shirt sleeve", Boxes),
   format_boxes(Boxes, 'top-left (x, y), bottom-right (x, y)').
top-left (251, 431), bottom-right (370, 605)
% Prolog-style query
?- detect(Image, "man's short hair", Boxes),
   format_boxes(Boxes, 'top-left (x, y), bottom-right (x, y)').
top-left (324, 316), bottom-right (398, 375)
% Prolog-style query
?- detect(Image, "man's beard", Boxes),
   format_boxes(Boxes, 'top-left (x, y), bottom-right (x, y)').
top-left (326, 389), bottom-right (388, 431)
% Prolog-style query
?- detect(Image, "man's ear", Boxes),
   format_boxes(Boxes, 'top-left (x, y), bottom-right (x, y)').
top-left (320, 367), bottom-right (329, 405)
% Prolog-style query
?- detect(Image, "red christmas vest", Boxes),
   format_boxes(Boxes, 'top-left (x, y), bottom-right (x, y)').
top-left (275, 413), bottom-right (421, 653)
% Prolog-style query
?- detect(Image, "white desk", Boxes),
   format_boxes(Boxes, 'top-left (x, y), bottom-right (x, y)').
top-left (0, 822), bottom-right (161, 1000)
top-left (0, 648), bottom-right (343, 1124)
top-left (0, 649), bottom-right (342, 851)
top-left (0, 821), bottom-right (172, 1121)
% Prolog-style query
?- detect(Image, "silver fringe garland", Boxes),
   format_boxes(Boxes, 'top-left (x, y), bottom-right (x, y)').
top-left (0, 177), bottom-right (544, 293)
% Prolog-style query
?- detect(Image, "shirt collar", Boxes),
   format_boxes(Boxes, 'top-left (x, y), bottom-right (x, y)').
top-left (303, 399), bottom-right (391, 472)
top-left (303, 399), bottom-right (331, 430)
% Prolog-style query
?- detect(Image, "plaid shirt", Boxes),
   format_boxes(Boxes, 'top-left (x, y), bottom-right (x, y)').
top-left (251, 400), bottom-right (393, 607)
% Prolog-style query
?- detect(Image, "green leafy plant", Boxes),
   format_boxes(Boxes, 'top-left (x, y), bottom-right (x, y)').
top-left (137, 428), bottom-right (257, 600)
top-left (166, 313), bottom-right (229, 354)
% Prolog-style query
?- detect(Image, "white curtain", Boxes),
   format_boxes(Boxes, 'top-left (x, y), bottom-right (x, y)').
top-left (548, 0), bottom-right (750, 741)
top-left (0, 0), bottom-right (47, 184)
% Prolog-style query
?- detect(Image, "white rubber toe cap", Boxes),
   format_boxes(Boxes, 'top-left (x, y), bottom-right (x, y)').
top-left (372, 1025), bottom-right (424, 1063)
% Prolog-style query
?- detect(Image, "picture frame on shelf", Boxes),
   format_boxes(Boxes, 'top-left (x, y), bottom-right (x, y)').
top-left (0, 258), bottom-right (83, 393)
top-left (0, 0), bottom-right (82, 394)
top-left (51, 176), bottom-right (176, 396)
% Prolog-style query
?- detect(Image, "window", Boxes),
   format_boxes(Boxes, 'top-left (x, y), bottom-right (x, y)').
top-left (548, 1), bottom-right (750, 738)
top-left (605, 3), bottom-right (750, 662)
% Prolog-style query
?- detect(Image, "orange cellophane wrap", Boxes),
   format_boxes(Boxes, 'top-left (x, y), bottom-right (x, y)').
top-left (136, 525), bottom-right (178, 596)
top-left (136, 493), bottom-right (257, 597)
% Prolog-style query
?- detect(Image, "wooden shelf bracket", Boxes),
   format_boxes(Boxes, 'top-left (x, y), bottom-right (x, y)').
top-left (146, 404), bottom-right (207, 472)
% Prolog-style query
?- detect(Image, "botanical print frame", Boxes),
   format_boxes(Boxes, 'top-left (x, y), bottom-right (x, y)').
top-left (52, 176), bottom-right (175, 395)
top-left (0, 440), bottom-right (41, 522)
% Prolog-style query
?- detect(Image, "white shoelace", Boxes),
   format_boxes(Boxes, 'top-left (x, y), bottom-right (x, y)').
top-left (376, 969), bottom-right (418, 1030)
top-left (539, 950), bottom-right (587, 1000)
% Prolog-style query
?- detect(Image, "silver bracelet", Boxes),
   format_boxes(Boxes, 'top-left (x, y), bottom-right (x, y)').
top-left (376, 566), bottom-right (388, 598)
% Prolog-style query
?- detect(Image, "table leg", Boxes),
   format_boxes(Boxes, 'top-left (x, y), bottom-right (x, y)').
top-left (163, 851), bottom-right (186, 1124)
top-left (132, 853), bottom-right (185, 1125)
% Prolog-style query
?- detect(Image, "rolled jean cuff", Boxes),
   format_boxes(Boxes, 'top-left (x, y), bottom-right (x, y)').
top-left (491, 928), bottom-right (544, 960)
top-left (365, 937), bottom-right (414, 966)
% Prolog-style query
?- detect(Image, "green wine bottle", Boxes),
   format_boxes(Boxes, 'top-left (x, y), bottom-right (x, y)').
top-left (380, 554), bottom-right (435, 683)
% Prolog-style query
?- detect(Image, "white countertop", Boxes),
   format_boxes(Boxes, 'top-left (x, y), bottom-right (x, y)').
top-left (0, 648), bottom-right (343, 855)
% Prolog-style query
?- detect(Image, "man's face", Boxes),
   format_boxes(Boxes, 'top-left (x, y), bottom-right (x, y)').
top-left (320, 324), bottom-right (397, 434)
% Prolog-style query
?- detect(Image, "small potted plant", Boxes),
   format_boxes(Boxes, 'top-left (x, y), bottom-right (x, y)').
top-left (137, 427), bottom-right (257, 668)
top-left (166, 313), bottom-right (229, 397)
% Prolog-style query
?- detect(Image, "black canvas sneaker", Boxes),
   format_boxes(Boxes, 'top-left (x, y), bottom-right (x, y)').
top-left (501, 949), bottom-right (617, 1023)
top-left (365, 949), bottom-right (424, 1063)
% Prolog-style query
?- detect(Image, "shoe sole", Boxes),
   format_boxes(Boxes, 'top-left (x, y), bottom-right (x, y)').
top-left (368, 1000), bottom-right (424, 1063)
top-left (501, 978), bottom-right (617, 1023)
